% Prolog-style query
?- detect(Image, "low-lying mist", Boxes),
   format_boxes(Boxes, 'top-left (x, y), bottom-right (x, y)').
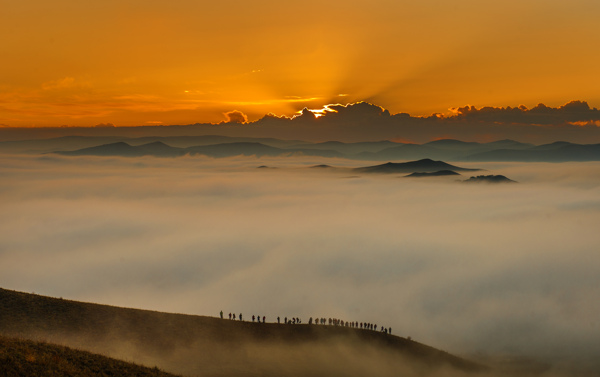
top-left (1, 153), bottom-right (600, 375)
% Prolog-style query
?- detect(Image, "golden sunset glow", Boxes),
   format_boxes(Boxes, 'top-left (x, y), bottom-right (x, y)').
top-left (1, 0), bottom-right (600, 127)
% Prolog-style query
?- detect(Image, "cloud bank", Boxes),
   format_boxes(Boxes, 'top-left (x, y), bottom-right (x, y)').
top-left (1, 154), bottom-right (600, 374)
top-left (2, 101), bottom-right (600, 144)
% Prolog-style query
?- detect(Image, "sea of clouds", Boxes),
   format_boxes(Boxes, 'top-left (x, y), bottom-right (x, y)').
top-left (1, 153), bottom-right (599, 374)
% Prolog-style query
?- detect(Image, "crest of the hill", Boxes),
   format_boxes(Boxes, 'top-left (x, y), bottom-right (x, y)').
top-left (0, 288), bottom-right (488, 377)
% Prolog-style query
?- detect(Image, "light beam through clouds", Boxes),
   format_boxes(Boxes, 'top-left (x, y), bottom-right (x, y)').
top-left (2, 0), bottom-right (600, 126)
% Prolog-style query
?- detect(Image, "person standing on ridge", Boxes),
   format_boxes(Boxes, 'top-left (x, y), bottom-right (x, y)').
top-left (220, 310), bottom-right (223, 319)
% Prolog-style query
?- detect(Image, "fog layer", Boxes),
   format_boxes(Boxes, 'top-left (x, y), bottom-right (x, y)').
top-left (1, 154), bottom-right (599, 374)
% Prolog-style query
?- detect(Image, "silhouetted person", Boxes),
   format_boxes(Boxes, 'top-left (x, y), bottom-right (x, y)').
top-left (389, 327), bottom-right (392, 334)
top-left (233, 314), bottom-right (236, 320)
top-left (285, 317), bottom-right (287, 324)
top-left (229, 313), bottom-right (232, 320)
top-left (239, 313), bottom-right (243, 321)
top-left (252, 315), bottom-right (255, 322)
top-left (220, 310), bottom-right (223, 319)
top-left (277, 316), bottom-right (280, 324)
top-left (263, 316), bottom-right (265, 323)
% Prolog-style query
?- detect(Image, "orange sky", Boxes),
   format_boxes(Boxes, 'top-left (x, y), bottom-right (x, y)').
top-left (2, 0), bottom-right (600, 127)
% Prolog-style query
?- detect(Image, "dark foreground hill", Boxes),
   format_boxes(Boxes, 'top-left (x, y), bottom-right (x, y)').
top-left (0, 288), bottom-right (487, 377)
top-left (0, 335), bottom-right (179, 377)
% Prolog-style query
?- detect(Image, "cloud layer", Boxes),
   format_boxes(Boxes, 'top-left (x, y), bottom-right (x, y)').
top-left (3, 101), bottom-right (600, 144)
top-left (1, 154), bottom-right (600, 374)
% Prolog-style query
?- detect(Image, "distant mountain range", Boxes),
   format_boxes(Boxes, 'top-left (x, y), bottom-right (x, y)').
top-left (2, 135), bottom-right (599, 162)
top-left (54, 141), bottom-right (344, 159)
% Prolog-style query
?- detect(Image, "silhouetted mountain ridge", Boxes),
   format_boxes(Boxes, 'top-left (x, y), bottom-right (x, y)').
top-left (354, 159), bottom-right (480, 174)
top-left (463, 175), bottom-right (517, 183)
top-left (55, 141), bottom-right (344, 159)
top-left (3, 135), bottom-right (599, 162)
top-left (405, 170), bottom-right (461, 178)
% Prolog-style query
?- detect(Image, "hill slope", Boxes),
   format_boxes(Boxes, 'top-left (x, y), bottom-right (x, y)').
top-left (0, 335), bottom-right (179, 377)
top-left (0, 288), bottom-right (486, 377)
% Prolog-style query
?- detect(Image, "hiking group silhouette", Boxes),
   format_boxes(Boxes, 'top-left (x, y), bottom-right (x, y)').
top-left (224, 311), bottom-right (392, 335)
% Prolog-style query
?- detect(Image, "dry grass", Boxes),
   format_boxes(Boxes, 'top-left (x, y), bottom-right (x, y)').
top-left (0, 335), bottom-right (179, 377)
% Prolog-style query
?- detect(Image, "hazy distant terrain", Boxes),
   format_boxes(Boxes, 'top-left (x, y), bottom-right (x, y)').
top-left (0, 139), bottom-right (599, 376)
top-left (2, 135), bottom-right (600, 162)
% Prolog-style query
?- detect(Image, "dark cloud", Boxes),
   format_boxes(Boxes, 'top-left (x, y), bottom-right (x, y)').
top-left (292, 107), bottom-right (318, 121)
top-left (2, 101), bottom-right (600, 144)
top-left (448, 100), bottom-right (600, 125)
top-left (323, 102), bottom-right (391, 119)
top-left (224, 110), bottom-right (249, 124)
top-left (244, 100), bottom-right (600, 143)
top-left (93, 123), bottom-right (116, 128)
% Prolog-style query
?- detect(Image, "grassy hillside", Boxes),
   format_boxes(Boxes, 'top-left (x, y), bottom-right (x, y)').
top-left (0, 335), bottom-right (179, 377)
top-left (0, 288), bottom-right (487, 377)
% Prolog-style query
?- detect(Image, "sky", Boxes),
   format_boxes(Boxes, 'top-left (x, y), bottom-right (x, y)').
top-left (1, 155), bottom-right (600, 374)
top-left (2, 0), bottom-right (600, 128)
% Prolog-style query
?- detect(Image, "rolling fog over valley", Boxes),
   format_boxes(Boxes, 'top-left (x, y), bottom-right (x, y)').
top-left (1, 153), bottom-right (600, 374)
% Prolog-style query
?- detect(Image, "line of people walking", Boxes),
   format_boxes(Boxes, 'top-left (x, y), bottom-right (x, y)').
top-left (220, 311), bottom-right (392, 335)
